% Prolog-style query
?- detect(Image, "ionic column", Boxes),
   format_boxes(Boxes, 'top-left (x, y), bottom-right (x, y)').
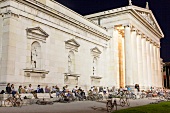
top-left (156, 46), bottom-right (162, 87)
top-left (153, 44), bottom-right (158, 87)
top-left (112, 28), bottom-right (120, 88)
top-left (124, 24), bottom-right (133, 86)
top-left (150, 41), bottom-right (154, 87)
top-left (144, 36), bottom-right (149, 89)
top-left (146, 38), bottom-right (152, 87)
top-left (151, 42), bottom-right (155, 87)
top-left (136, 32), bottom-right (143, 87)
top-left (131, 27), bottom-right (138, 85)
top-left (141, 35), bottom-right (147, 89)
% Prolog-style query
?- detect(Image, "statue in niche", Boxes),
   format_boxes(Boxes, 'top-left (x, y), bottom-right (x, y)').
top-left (129, 0), bottom-right (132, 6)
top-left (93, 67), bottom-right (95, 75)
top-left (31, 47), bottom-right (38, 68)
top-left (93, 58), bottom-right (97, 76)
top-left (68, 54), bottom-right (72, 73)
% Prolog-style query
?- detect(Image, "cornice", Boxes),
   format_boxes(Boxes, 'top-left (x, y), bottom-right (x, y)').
top-left (86, 6), bottom-right (163, 39)
top-left (49, 0), bottom-right (103, 29)
top-left (130, 9), bottom-right (163, 39)
top-left (1, 9), bottom-right (19, 18)
top-left (15, 0), bottom-right (111, 41)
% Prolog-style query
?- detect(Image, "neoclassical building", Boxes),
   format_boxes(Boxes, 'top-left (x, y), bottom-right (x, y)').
top-left (0, 0), bottom-right (164, 90)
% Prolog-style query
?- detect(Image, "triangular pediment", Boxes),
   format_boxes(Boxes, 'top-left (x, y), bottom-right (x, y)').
top-left (26, 27), bottom-right (49, 37)
top-left (133, 8), bottom-right (164, 37)
top-left (65, 39), bottom-right (80, 47)
top-left (91, 47), bottom-right (101, 54)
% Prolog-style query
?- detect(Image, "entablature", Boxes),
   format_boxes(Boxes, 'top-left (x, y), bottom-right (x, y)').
top-left (86, 5), bottom-right (164, 39)
top-left (7, 0), bottom-right (110, 41)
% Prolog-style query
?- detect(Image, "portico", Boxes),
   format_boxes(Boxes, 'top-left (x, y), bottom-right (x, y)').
top-left (86, 5), bottom-right (164, 89)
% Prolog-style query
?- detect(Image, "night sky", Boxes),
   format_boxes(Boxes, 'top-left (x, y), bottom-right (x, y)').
top-left (56, 0), bottom-right (170, 62)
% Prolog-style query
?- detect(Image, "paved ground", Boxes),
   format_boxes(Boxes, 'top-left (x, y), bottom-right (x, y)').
top-left (0, 98), bottom-right (158, 113)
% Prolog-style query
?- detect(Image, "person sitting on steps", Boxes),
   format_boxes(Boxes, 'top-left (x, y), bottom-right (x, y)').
top-left (27, 84), bottom-right (38, 99)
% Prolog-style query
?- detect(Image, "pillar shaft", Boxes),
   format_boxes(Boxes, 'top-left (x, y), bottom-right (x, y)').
top-left (137, 33), bottom-right (143, 86)
top-left (131, 29), bottom-right (138, 85)
top-left (142, 37), bottom-right (147, 88)
top-left (124, 24), bottom-right (132, 86)
top-left (146, 40), bottom-right (152, 87)
top-left (157, 47), bottom-right (162, 87)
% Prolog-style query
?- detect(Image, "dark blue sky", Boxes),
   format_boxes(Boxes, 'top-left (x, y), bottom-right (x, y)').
top-left (56, 0), bottom-right (170, 62)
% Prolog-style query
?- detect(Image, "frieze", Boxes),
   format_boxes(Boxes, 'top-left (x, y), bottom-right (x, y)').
top-left (23, 0), bottom-right (110, 40)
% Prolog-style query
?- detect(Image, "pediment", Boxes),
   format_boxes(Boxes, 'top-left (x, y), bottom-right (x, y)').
top-left (65, 39), bottom-right (80, 52)
top-left (91, 47), bottom-right (101, 54)
top-left (133, 9), bottom-right (164, 37)
top-left (65, 39), bottom-right (80, 47)
top-left (26, 27), bottom-right (49, 37)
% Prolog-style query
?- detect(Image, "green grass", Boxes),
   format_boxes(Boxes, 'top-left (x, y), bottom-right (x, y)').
top-left (114, 101), bottom-right (170, 113)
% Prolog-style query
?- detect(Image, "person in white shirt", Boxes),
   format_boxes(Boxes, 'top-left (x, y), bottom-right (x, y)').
top-left (27, 84), bottom-right (38, 99)
top-left (103, 87), bottom-right (107, 95)
top-left (27, 84), bottom-right (34, 93)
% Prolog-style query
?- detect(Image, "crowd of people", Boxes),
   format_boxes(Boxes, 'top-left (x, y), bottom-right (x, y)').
top-left (0, 83), bottom-right (115, 101)
top-left (0, 83), bottom-right (89, 100)
top-left (1, 83), bottom-right (169, 101)
top-left (0, 83), bottom-right (55, 99)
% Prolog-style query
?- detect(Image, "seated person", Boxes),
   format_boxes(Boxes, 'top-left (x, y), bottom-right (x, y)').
top-left (45, 85), bottom-right (53, 98)
top-left (37, 85), bottom-right (44, 93)
top-left (103, 87), bottom-right (107, 95)
top-left (27, 84), bottom-right (38, 99)
top-left (51, 86), bottom-right (56, 93)
top-left (81, 90), bottom-right (86, 99)
top-left (72, 86), bottom-right (78, 93)
top-left (21, 86), bottom-right (28, 93)
top-left (45, 86), bottom-right (51, 93)
top-left (11, 84), bottom-right (19, 97)
top-left (75, 90), bottom-right (83, 100)
top-left (56, 86), bottom-right (61, 97)
top-left (88, 90), bottom-right (93, 96)
top-left (6, 83), bottom-right (11, 94)
top-left (152, 91), bottom-right (157, 97)
top-left (0, 90), bottom-right (5, 94)
top-left (18, 85), bottom-right (22, 94)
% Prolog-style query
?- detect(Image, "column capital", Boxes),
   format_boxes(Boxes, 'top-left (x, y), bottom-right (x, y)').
top-left (156, 44), bottom-right (161, 48)
top-left (137, 31), bottom-right (142, 35)
top-left (131, 27), bottom-right (137, 32)
top-left (146, 37), bottom-right (150, 41)
top-left (150, 40), bottom-right (154, 44)
top-left (153, 42), bottom-right (158, 46)
top-left (113, 27), bottom-right (118, 31)
top-left (142, 34), bottom-right (147, 39)
top-left (123, 23), bottom-right (131, 28)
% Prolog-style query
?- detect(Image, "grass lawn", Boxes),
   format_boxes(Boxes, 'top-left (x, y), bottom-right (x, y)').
top-left (114, 101), bottom-right (170, 113)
